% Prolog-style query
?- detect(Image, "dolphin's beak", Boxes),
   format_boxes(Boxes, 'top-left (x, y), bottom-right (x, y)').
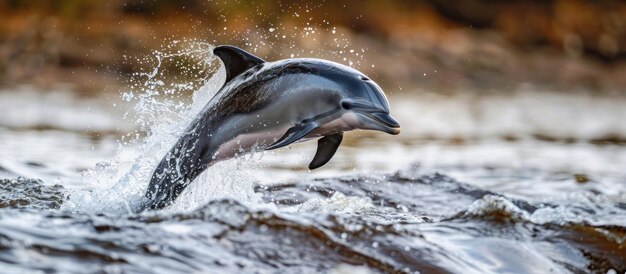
top-left (342, 100), bottom-right (400, 135)
top-left (357, 111), bottom-right (401, 135)
top-left (370, 112), bottom-right (401, 134)
top-left (368, 112), bottom-right (401, 135)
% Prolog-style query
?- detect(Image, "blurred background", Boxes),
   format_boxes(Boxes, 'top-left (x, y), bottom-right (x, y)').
top-left (1, 0), bottom-right (625, 92)
top-left (1, 0), bottom-right (626, 189)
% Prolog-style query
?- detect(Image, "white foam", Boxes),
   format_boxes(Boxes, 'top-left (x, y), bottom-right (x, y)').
top-left (167, 156), bottom-right (264, 212)
top-left (461, 194), bottom-right (530, 221)
top-left (530, 192), bottom-right (626, 226)
top-left (294, 192), bottom-right (375, 214)
top-left (61, 48), bottom-right (267, 214)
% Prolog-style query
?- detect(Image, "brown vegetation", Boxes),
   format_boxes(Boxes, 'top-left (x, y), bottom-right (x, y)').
top-left (0, 0), bottom-right (625, 92)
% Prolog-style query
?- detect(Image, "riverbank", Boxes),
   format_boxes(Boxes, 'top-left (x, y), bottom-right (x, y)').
top-left (1, 0), bottom-right (625, 93)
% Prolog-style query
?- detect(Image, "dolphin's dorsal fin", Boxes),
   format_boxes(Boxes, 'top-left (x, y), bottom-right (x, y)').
top-left (213, 45), bottom-right (265, 83)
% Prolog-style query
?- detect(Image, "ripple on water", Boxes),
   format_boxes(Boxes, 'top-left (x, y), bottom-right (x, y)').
top-left (0, 170), bottom-right (624, 273)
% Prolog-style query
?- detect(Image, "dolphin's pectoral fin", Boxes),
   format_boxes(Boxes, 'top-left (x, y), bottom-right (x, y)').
top-left (213, 45), bottom-right (265, 83)
top-left (309, 133), bottom-right (343, 170)
top-left (266, 122), bottom-right (317, 150)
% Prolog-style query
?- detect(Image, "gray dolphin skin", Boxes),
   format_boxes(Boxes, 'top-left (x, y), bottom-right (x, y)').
top-left (141, 45), bottom-right (400, 211)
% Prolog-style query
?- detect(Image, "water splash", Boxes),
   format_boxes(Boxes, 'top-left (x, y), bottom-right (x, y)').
top-left (58, 35), bottom-right (378, 215)
top-left (62, 42), bottom-right (268, 214)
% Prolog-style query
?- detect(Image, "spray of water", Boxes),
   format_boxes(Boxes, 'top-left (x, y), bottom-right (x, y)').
top-left (61, 22), bottom-right (376, 215)
top-left (62, 41), bottom-right (265, 214)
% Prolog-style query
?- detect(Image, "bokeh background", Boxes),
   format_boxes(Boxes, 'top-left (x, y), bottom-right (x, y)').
top-left (1, 0), bottom-right (625, 92)
top-left (1, 0), bottom-right (626, 183)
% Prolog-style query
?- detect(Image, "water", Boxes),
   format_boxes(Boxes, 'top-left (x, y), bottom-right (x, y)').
top-left (0, 55), bottom-right (625, 273)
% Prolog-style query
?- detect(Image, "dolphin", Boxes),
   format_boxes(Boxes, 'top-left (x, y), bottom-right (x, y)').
top-left (141, 45), bottom-right (400, 210)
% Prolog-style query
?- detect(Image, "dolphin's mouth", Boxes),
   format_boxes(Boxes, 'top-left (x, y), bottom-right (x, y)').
top-left (342, 100), bottom-right (400, 135)
top-left (359, 111), bottom-right (401, 135)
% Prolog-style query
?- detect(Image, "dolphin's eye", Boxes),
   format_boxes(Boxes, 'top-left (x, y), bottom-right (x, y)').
top-left (341, 101), bottom-right (352, 110)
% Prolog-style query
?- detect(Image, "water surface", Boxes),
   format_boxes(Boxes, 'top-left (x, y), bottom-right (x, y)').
top-left (0, 81), bottom-right (625, 273)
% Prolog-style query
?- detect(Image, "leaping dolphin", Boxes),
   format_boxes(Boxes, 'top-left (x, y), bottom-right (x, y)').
top-left (142, 45), bottom-right (400, 210)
